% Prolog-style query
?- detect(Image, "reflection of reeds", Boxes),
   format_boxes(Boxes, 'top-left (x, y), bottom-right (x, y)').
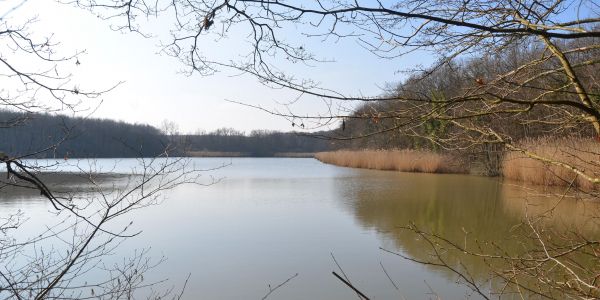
top-left (502, 137), bottom-right (600, 189)
top-left (500, 181), bottom-right (600, 229)
top-left (315, 150), bottom-right (466, 173)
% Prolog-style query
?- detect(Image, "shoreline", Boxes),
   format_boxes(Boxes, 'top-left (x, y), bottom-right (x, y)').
top-left (316, 148), bottom-right (599, 190)
top-left (185, 151), bottom-right (315, 158)
top-left (315, 150), bottom-right (467, 174)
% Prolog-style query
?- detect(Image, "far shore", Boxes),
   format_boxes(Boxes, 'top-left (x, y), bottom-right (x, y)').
top-left (185, 151), bottom-right (315, 158)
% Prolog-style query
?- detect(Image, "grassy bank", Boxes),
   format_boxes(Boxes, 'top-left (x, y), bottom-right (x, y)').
top-left (502, 137), bottom-right (600, 190)
top-left (315, 150), bottom-right (466, 174)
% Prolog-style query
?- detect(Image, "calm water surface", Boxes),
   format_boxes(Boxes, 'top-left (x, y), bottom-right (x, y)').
top-left (1, 158), bottom-right (598, 299)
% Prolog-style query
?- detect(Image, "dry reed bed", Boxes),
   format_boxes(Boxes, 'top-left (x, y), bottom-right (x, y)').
top-left (315, 150), bottom-right (466, 174)
top-left (317, 138), bottom-right (600, 189)
top-left (502, 137), bottom-right (600, 190)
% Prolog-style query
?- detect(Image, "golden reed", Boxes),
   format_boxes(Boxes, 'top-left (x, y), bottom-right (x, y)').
top-left (317, 138), bottom-right (600, 189)
top-left (314, 150), bottom-right (465, 174)
top-left (502, 137), bottom-right (600, 189)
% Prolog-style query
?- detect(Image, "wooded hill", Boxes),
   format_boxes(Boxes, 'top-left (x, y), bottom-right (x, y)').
top-left (0, 110), bottom-right (168, 158)
top-left (325, 37), bottom-right (600, 175)
top-left (0, 111), bottom-right (331, 158)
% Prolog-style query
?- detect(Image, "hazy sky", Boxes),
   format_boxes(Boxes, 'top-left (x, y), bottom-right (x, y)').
top-left (7, 0), bottom-right (426, 133)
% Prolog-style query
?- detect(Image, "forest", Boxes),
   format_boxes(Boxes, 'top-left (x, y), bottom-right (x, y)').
top-left (324, 36), bottom-right (600, 177)
top-left (0, 110), bottom-right (331, 158)
top-left (180, 128), bottom-right (330, 156)
top-left (0, 110), bottom-right (168, 158)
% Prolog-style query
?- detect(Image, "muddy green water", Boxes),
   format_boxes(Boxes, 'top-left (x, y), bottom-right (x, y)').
top-left (1, 158), bottom-right (598, 299)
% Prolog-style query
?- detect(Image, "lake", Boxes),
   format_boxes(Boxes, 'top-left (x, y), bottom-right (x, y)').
top-left (1, 157), bottom-right (598, 299)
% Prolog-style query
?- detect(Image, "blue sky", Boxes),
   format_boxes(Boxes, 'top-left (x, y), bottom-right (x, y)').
top-left (3, 0), bottom-right (425, 133)
top-left (3, 0), bottom-right (597, 133)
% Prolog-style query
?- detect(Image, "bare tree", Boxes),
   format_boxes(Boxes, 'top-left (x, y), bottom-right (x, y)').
top-left (0, 155), bottom-right (208, 299)
top-left (64, 0), bottom-right (600, 298)
top-left (67, 0), bottom-right (600, 175)
top-left (0, 3), bottom-right (207, 299)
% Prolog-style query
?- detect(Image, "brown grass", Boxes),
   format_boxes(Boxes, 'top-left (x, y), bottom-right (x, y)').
top-left (315, 150), bottom-right (466, 174)
top-left (502, 137), bottom-right (600, 189)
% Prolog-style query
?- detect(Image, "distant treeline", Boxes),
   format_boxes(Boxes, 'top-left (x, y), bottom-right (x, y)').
top-left (0, 111), bottom-right (332, 158)
top-left (0, 110), bottom-right (168, 158)
top-left (179, 128), bottom-right (331, 157)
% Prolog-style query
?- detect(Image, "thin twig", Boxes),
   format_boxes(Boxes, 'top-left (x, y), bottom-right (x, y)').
top-left (331, 252), bottom-right (362, 300)
top-left (261, 273), bottom-right (299, 300)
top-left (176, 273), bottom-right (192, 300)
top-left (379, 261), bottom-right (399, 290)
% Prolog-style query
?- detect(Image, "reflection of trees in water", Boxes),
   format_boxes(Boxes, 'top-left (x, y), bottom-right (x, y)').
top-left (500, 182), bottom-right (600, 232)
top-left (0, 173), bottom-right (130, 202)
top-left (340, 172), bottom-right (600, 295)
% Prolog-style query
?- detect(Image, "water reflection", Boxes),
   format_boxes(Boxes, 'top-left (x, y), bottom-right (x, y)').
top-left (342, 169), bottom-right (600, 296)
top-left (2, 158), bottom-right (598, 299)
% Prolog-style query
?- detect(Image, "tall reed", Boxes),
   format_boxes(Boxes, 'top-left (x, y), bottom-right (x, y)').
top-left (315, 150), bottom-right (466, 174)
top-left (502, 137), bottom-right (600, 189)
